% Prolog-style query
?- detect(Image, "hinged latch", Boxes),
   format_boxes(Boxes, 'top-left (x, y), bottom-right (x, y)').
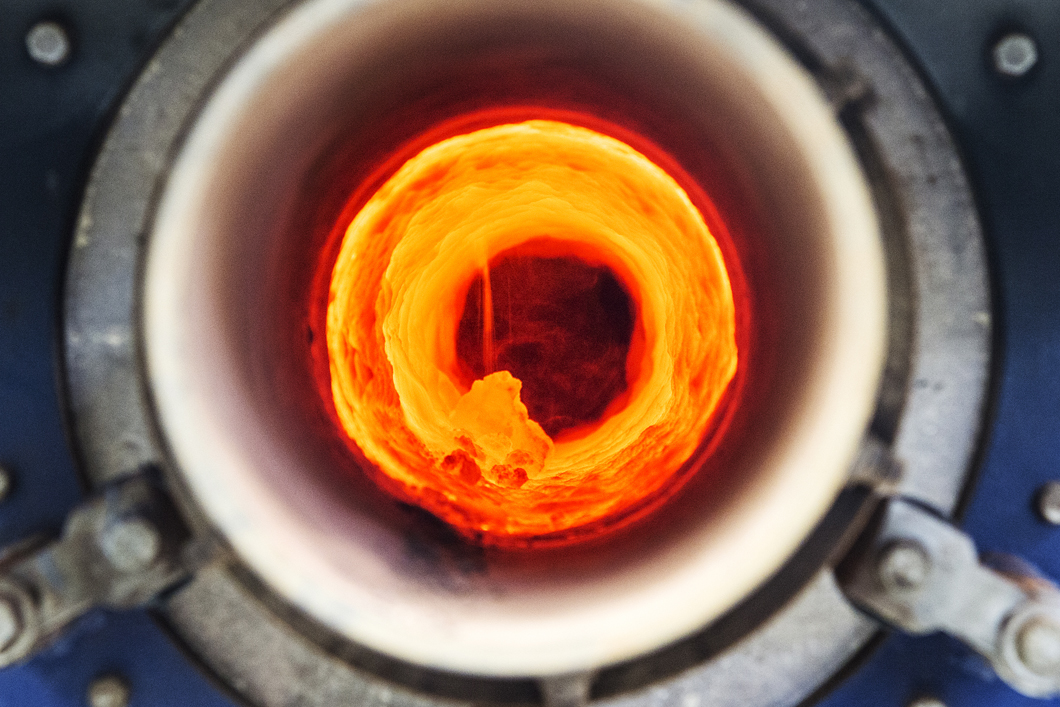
top-left (0, 473), bottom-right (192, 667)
top-left (840, 498), bottom-right (1060, 699)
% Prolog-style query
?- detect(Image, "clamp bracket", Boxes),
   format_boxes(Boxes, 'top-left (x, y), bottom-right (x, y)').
top-left (0, 472), bottom-right (193, 667)
top-left (840, 498), bottom-right (1060, 698)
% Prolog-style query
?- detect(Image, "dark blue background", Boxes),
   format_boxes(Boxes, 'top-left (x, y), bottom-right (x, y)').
top-left (0, 0), bottom-right (1057, 704)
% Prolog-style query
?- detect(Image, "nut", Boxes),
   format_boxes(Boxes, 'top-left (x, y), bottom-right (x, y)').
top-left (907, 697), bottom-right (947, 707)
top-left (1037, 481), bottom-right (1060, 526)
top-left (25, 21), bottom-right (71, 67)
top-left (99, 517), bottom-right (162, 573)
top-left (993, 33), bottom-right (1038, 78)
top-left (1017, 617), bottom-right (1060, 676)
top-left (878, 540), bottom-right (931, 592)
top-left (0, 465), bottom-right (12, 503)
top-left (88, 674), bottom-right (131, 707)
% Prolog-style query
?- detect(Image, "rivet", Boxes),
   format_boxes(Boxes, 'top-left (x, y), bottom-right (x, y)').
top-left (25, 21), bottom-right (71, 67)
top-left (993, 33), bottom-right (1038, 78)
top-left (1016, 617), bottom-right (1060, 676)
top-left (87, 674), bottom-right (131, 707)
top-left (1037, 481), bottom-right (1060, 526)
top-left (907, 697), bottom-right (947, 707)
top-left (0, 465), bottom-right (12, 503)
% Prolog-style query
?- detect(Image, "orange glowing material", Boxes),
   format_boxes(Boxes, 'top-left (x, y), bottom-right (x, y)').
top-left (326, 120), bottom-right (737, 543)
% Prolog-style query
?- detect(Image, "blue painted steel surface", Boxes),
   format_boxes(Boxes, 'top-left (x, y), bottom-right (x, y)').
top-left (0, 610), bottom-right (234, 707)
top-left (0, 0), bottom-right (1058, 705)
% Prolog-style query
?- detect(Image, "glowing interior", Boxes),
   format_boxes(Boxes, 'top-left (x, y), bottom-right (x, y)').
top-left (326, 120), bottom-right (737, 543)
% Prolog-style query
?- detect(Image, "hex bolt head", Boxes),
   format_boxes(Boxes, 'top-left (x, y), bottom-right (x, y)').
top-left (993, 33), bottom-right (1038, 78)
top-left (0, 465), bottom-right (12, 503)
top-left (1037, 481), bottom-right (1060, 526)
top-left (25, 21), bottom-right (71, 67)
top-left (0, 596), bottom-right (22, 652)
top-left (99, 517), bottom-right (162, 573)
top-left (878, 540), bottom-right (931, 593)
top-left (907, 697), bottom-right (947, 707)
top-left (1016, 617), bottom-right (1060, 676)
top-left (88, 674), bottom-right (131, 707)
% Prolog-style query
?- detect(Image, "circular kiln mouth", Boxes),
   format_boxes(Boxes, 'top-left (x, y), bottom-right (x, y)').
top-left (143, 0), bottom-right (886, 677)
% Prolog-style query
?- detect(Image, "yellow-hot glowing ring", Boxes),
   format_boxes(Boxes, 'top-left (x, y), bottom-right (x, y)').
top-left (326, 120), bottom-right (737, 542)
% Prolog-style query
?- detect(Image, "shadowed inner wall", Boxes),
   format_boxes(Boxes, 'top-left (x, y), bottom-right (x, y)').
top-left (456, 250), bottom-right (635, 439)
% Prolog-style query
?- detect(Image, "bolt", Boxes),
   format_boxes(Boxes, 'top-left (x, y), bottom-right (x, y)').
top-left (87, 674), bottom-right (130, 707)
top-left (878, 540), bottom-right (931, 592)
top-left (99, 517), bottom-right (162, 573)
top-left (0, 595), bottom-right (21, 652)
top-left (1037, 481), bottom-right (1060, 526)
top-left (25, 21), bottom-right (71, 67)
top-left (1016, 617), bottom-right (1060, 676)
top-left (907, 697), bottom-right (947, 707)
top-left (993, 33), bottom-right (1038, 78)
top-left (0, 465), bottom-right (12, 503)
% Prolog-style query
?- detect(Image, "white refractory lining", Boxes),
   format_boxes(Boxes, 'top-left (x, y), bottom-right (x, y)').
top-left (144, 0), bottom-right (887, 677)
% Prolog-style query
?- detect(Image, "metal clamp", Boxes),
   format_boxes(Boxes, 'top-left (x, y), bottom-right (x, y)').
top-left (840, 498), bottom-right (1060, 698)
top-left (0, 473), bottom-right (191, 668)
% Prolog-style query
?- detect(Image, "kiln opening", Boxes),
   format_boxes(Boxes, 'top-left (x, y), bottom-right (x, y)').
top-left (141, 0), bottom-right (886, 679)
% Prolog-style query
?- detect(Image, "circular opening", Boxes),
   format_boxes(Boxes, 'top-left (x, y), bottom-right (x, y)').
top-left (144, 0), bottom-right (886, 677)
top-left (325, 119), bottom-right (738, 545)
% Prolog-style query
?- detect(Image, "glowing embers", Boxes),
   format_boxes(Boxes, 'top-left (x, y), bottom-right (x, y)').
top-left (326, 120), bottom-right (737, 544)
